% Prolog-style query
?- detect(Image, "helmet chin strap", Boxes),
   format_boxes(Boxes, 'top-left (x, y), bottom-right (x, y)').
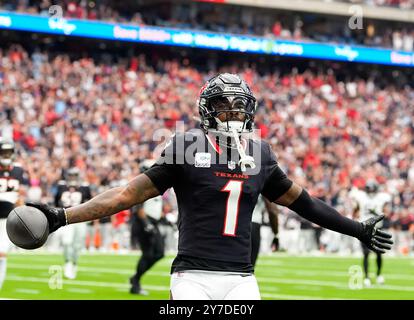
top-left (230, 127), bottom-right (256, 172)
top-left (212, 118), bottom-right (255, 172)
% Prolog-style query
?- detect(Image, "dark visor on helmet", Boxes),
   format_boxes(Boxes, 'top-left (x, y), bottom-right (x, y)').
top-left (0, 149), bottom-right (13, 158)
top-left (209, 96), bottom-right (255, 114)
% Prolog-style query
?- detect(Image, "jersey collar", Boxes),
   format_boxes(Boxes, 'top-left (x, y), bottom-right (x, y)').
top-left (206, 133), bottom-right (222, 155)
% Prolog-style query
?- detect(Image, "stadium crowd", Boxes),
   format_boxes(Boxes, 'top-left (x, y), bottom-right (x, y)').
top-left (1, 0), bottom-right (413, 51)
top-left (0, 43), bottom-right (413, 255)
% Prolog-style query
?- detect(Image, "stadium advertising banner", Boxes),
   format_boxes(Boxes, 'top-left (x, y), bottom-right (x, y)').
top-left (0, 11), bottom-right (413, 67)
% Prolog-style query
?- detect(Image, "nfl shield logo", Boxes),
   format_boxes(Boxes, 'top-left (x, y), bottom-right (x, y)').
top-left (227, 160), bottom-right (236, 170)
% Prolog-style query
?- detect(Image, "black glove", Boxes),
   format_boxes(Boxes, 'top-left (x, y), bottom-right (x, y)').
top-left (358, 215), bottom-right (393, 254)
top-left (26, 202), bottom-right (67, 233)
top-left (271, 236), bottom-right (279, 252)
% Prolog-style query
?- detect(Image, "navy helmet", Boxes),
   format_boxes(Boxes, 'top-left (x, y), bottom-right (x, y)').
top-left (198, 73), bottom-right (257, 135)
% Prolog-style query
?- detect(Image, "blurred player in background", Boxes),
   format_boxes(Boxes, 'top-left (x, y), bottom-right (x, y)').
top-left (130, 160), bottom-right (165, 295)
top-left (251, 195), bottom-right (279, 267)
top-left (350, 180), bottom-right (392, 287)
top-left (54, 167), bottom-right (92, 279)
top-left (0, 139), bottom-right (27, 290)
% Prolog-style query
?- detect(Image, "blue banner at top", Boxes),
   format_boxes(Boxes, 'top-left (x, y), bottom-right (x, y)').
top-left (0, 11), bottom-right (413, 67)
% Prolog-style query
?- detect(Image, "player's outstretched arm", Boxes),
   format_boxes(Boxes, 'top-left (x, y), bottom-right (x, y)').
top-left (273, 182), bottom-right (393, 254)
top-left (28, 173), bottom-right (160, 233)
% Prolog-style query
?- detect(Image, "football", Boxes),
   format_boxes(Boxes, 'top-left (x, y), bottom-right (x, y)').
top-left (6, 205), bottom-right (49, 250)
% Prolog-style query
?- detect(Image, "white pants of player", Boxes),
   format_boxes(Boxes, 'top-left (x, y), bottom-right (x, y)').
top-left (60, 223), bottom-right (87, 264)
top-left (259, 226), bottom-right (274, 255)
top-left (298, 229), bottom-right (317, 253)
top-left (112, 224), bottom-right (130, 250)
top-left (280, 229), bottom-right (300, 253)
top-left (170, 270), bottom-right (261, 300)
top-left (159, 224), bottom-right (178, 254)
top-left (0, 218), bottom-right (13, 254)
top-left (0, 218), bottom-right (13, 290)
top-left (396, 231), bottom-right (412, 254)
top-left (99, 222), bottom-right (113, 251)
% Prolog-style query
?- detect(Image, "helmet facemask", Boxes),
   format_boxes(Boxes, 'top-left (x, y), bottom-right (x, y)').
top-left (201, 95), bottom-right (256, 138)
top-left (212, 96), bottom-right (254, 136)
top-left (66, 168), bottom-right (80, 187)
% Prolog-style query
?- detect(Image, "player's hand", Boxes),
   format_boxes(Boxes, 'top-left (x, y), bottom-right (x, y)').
top-left (271, 236), bottom-right (279, 252)
top-left (26, 202), bottom-right (67, 233)
top-left (358, 215), bottom-right (393, 254)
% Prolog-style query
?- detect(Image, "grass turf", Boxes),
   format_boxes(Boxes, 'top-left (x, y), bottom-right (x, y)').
top-left (0, 252), bottom-right (413, 300)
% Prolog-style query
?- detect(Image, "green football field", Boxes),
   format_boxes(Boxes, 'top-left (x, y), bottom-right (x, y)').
top-left (0, 252), bottom-right (413, 300)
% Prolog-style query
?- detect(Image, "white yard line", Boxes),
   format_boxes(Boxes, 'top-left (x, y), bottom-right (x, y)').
top-left (9, 262), bottom-right (414, 283)
top-left (7, 272), bottom-right (414, 295)
top-left (14, 288), bottom-right (40, 295)
top-left (66, 288), bottom-right (94, 294)
top-left (7, 275), bottom-right (170, 292)
top-left (257, 268), bottom-right (414, 281)
top-left (260, 293), bottom-right (353, 300)
top-left (5, 275), bottom-right (354, 300)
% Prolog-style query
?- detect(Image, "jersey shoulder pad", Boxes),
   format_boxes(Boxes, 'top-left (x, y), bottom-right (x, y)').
top-left (10, 165), bottom-right (27, 181)
top-left (257, 139), bottom-right (271, 152)
top-left (11, 163), bottom-right (24, 173)
top-left (160, 130), bottom-right (202, 161)
top-left (257, 139), bottom-right (278, 165)
top-left (171, 129), bottom-right (204, 147)
top-left (378, 192), bottom-right (392, 202)
top-left (57, 180), bottom-right (67, 186)
top-left (186, 128), bottom-right (205, 139)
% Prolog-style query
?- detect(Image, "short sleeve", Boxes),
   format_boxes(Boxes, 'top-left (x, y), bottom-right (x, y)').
top-left (144, 134), bottom-right (183, 195)
top-left (261, 142), bottom-right (293, 202)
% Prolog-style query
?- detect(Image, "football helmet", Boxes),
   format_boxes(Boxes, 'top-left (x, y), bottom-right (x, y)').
top-left (365, 180), bottom-right (379, 195)
top-left (0, 138), bottom-right (15, 167)
top-left (198, 73), bottom-right (257, 136)
top-left (66, 167), bottom-right (80, 187)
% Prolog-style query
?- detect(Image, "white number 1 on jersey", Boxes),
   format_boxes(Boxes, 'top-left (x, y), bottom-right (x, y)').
top-left (221, 180), bottom-right (244, 237)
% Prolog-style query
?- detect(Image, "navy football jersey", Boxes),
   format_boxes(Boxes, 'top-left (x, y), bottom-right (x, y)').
top-left (144, 129), bottom-right (291, 273)
top-left (54, 181), bottom-right (92, 208)
top-left (0, 164), bottom-right (27, 219)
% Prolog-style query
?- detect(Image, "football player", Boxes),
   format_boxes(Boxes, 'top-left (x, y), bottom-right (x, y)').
top-left (130, 159), bottom-right (165, 295)
top-left (350, 180), bottom-right (392, 287)
top-left (0, 139), bottom-right (27, 290)
top-left (251, 195), bottom-right (279, 267)
top-left (29, 74), bottom-right (393, 300)
top-left (54, 167), bottom-right (92, 279)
